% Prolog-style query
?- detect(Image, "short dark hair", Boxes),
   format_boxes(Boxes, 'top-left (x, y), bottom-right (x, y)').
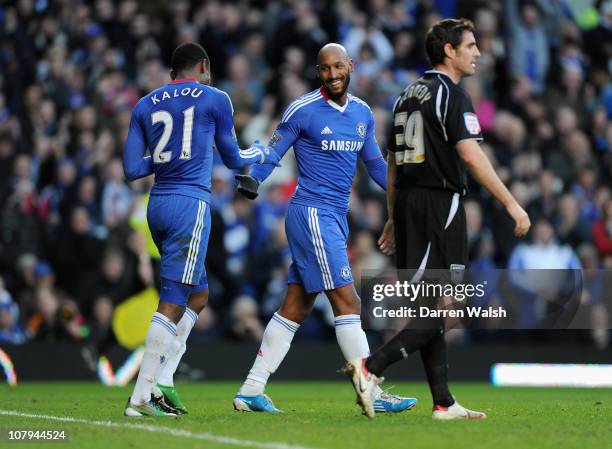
top-left (425, 18), bottom-right (475, 67)
top-left (171, 42), bottom-right (209, 72)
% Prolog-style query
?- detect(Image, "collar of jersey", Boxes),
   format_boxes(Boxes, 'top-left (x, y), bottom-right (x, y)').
top-left (170, 77), bottom-right (198, 84)
top-left (424, 70), bottom-right (453, 81)
top-left (319, 86), bottom-right (350, 113)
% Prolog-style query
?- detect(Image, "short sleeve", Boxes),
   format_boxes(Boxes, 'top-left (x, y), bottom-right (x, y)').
top-left (446, 89), bottom-right (483, 144)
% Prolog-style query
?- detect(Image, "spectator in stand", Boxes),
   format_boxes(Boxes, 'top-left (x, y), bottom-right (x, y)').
top-left (554, 193), bottom-right (590, 248)
top-left (592, 199), bottom-right (612, 258)
top-left (527, 169), bottom-right (559, 224)
top-left (27, 287), bottom-right (87, 342)
top-left (53, 207), bottom-right (104, 297)
top-left (506, 0), bottom-right (551, 95)
top-left (509, 219), bottom-right (581, 270)
top-left (101, 158), bottom-right (132, 229)
top-left (0, 277), bottom-right (29, 344)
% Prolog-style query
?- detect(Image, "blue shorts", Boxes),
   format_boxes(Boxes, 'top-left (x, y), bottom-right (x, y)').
top-left (285, 203), bottom-right (353, 293)
top-left (147, 194), bottom-right (211, 290)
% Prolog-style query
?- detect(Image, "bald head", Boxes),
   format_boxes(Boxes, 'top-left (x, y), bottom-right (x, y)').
top-left (316, 43), bottom-right (354, 103)
top-left (317, 43), bottom-right (350, 65)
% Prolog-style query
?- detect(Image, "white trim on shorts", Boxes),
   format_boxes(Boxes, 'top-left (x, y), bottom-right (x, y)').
top-left (182, 200), bottom-right (206, 284)
top-left (307, 207), bottom-right (334, 290)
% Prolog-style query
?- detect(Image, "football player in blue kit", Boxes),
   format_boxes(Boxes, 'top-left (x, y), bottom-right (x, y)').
top-left (233, 43), bottom-right (416, 414)
top-left (122, 42), bottom-right (280, 417)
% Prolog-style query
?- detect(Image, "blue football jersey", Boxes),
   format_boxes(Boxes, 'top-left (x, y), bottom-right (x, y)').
top-left (124, 78), bottom-right (259, 202)
top-left (251, 87), bottom-right (385, 213)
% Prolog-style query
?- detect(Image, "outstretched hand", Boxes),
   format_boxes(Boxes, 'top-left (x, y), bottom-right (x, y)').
top-left (250, 140), bottom-right (281, 167)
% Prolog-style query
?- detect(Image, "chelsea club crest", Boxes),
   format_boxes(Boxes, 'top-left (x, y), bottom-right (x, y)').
top-left (356, 122), bottom-right (366, 138)
top-left (340, 265), bottom-right (352, 280)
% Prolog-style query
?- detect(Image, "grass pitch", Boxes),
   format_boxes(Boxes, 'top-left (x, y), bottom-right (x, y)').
top-left (0, 382), bottom-right (610, 449)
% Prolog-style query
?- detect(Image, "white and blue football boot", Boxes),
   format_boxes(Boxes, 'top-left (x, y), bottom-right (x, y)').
top-left (343, 358), bottom-right (383, 418)
top-left (373, 389), bottom-right (417, 413)
top-left (233, 394), bottom-right (282, 413)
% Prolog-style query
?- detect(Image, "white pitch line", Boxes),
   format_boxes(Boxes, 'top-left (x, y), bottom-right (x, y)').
top-left (0, 409), bottom-right (324, 449)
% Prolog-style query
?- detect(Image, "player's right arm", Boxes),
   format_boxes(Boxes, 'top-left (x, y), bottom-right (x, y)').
top-left (213, 90), bottom-right (280, 169)
top-left (236, 104), bottom-right (304, 199)
top-left (456, 139), bottom-right (530, 236)
top-left (249, 110), bottom-right (303, 184)
top-left (123, 106), bottom-right (154, 182)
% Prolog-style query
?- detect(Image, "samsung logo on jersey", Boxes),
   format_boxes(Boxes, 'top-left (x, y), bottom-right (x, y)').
top-left (151, 88), bottom-right (203, 105)
top-left (321, 140), bottom-right (364, 152)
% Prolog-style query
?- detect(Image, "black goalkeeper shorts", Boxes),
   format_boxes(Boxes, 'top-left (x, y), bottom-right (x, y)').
top-left (394, 187), bottom-right (468, 272)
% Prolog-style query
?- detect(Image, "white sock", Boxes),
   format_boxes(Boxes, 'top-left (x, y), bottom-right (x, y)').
top-left (334, 314), bottom-right (383, 398)
top-left (334, 314), bottom-right (370, 361)
top-left (238, 312), bottom-right (299, 396)
top-left (130, 312), bottom-right (177, 405)
top-left (157, 307), bottom-right (198, 387)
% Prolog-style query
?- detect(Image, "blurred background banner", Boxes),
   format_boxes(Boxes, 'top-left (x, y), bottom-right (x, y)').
top-left (1, 341), bottom-right (611, 382)
top-left (0, 0), bottom-right (610, 381)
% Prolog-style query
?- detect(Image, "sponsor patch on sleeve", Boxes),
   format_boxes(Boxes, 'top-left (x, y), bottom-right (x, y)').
top-left (463, 112), bottom-right (481, 135)
top-left (268, 130), bottom-right (282, 147)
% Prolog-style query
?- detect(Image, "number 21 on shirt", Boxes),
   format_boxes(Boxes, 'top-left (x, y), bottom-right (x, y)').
top-left (151, 106), bottom-right (195, 163)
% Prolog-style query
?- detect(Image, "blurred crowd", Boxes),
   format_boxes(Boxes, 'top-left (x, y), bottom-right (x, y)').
top-left (0, 0), bottom-right (610, 349)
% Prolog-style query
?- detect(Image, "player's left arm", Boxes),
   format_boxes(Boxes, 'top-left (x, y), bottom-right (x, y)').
top-left (359, 114), bottom-right (387, 191)
top-left (213, 91), bottom-right (280, 168)
top-left (123, 107), bottom-right (154, 182)
top-left (450, 91), bottom-right (530, 237)
top-left (379, 104), bottom-right (401, 256)
top-left (360, 112), bottom-right (395, 255)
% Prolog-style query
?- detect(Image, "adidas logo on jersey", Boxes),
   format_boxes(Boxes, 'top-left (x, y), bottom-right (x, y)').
top-left (320, 126), bottom-right (333, 135)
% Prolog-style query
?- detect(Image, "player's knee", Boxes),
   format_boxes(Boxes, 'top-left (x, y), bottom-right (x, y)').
top-left (187, 274), bottom-right (208, 313)
top-left (331, 292), bottom-right (361, 316)
top-left (277, 304), bottom-right (311, 324)
top-left (157, 301), bottom-right (185, 324)
top-left (159, 277), bottom-right (196, 322)
top-left (188, 288), bottom-right (208, 313)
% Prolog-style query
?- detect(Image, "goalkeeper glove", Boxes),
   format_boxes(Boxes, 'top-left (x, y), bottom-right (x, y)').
top-left (235, 174), bottom-right (260, 200)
